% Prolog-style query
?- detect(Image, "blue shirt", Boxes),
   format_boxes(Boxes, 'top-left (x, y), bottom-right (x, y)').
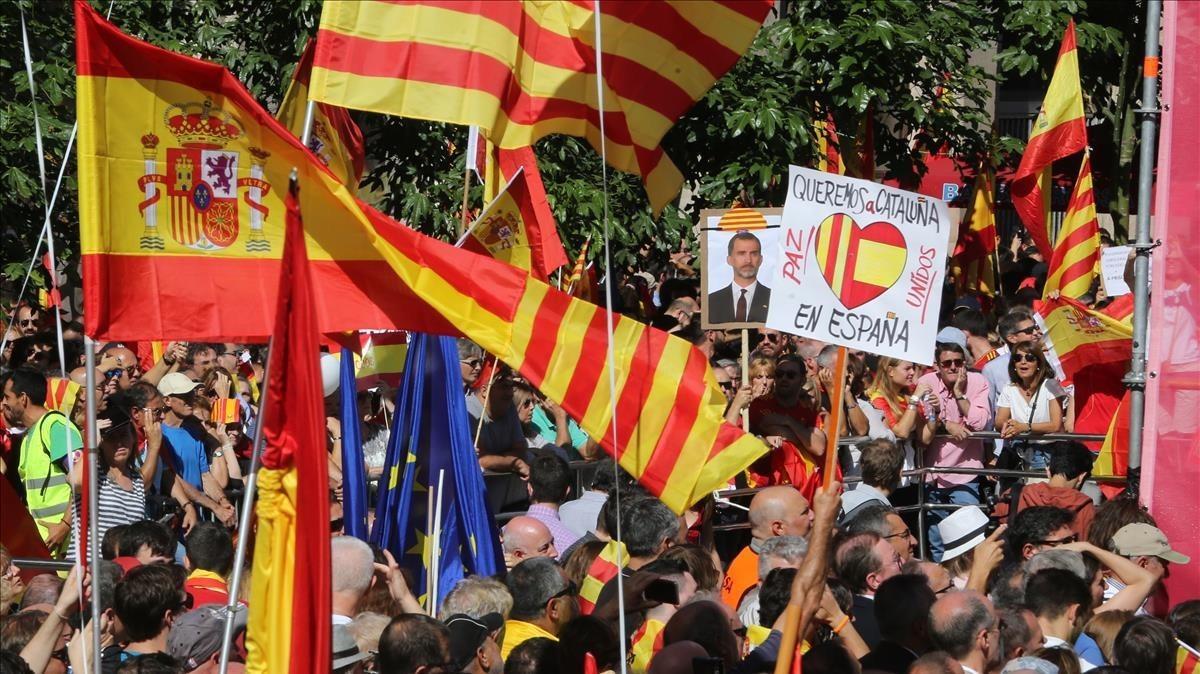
top-left (161, 423), bottom-right (209, 490)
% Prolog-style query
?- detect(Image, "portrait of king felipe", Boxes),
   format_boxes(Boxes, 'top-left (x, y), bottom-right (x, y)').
top-left (707, 230), bottom-right (771, 324)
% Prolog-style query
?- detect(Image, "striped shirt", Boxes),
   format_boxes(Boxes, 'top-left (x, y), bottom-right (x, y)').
top-left (70, 471), bottom-right (146, 561)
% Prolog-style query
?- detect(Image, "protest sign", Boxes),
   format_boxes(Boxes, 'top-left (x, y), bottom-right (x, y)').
top-left (700, 208), bottom-right (782, 329)
top-left (1100, 245), bottom-right (1133, 297)
top-left (766, 166), bottom-right (951, 364)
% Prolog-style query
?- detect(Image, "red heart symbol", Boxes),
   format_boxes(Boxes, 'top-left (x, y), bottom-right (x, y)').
top-left (814, 213), bottom-right (908, 310)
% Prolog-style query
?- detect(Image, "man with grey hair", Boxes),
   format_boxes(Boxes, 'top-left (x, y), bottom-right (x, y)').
top-left (331, 535), bottom-right (376, 625)
top-left (593, 496), bottom-right (684, 610)
top-left (440, 576), bottom-right (514, 621)
top-left (1000, 657), bottom-right (1061, 674)
top-left (501, 557), bottom-right (578, 660)
top-left (845, 503), bottom-right (917, 563)
top-left (928, 590), bottom-right (1002, 674)
top-left (736, 535), bottom-right (808, 627)
top-left (1026, 549), bottom-right (1087, 581)
top-left (998, 607), bottom-right (1044, 663)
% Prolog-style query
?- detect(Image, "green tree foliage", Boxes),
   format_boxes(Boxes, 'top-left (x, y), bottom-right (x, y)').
top-left (1, 0), bottom-right (1141, 303)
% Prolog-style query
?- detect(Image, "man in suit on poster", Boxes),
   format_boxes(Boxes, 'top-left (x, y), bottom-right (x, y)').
top-left (708, 231), bottom-right (771, 324)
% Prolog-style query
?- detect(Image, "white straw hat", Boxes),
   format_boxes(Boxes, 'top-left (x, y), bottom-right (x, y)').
top-left (938, 505), bottom-right (990, 562)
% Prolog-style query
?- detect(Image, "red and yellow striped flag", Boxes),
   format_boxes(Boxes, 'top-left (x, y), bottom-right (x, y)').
top-left (814, 213), bottom-right (907, 310)
top-left (1095, 389), bottom-right (1130, 479)
top-left (308, 0), bottom-right (772, 214)
top-left (75, 1), bottom-right (455, 343)
top-left (566, 237), bottom-right (592, 296)
top-left (76, 3), bottom-right (767, 514)
top-left (630, 618), bottom-right (666, 673)
top-left (45, 377), bottom-right (81, 414)
top-left (1035, 295), bottom-right (1132, 382)
top-left (244, 180), bottom-right (331, 673)
top-left (815, 109), bottom-right (874, 179)
top-left (277, 39), bottom-right (365, 187)
top-left (355, 331), bottom-right (408, 389)
top-left (463, 156), bottom-right (568, 281)
top-left (1177, 642), bottom-right (1200, 674)
top-left (952, 168), bottom-right (999, 298)
top-left (1011, 20), bottom-right (1088, 260)
top-left (579, 539), bottom-right (626, 615)
top-left (1044, 151), bottom-right (1101, 299)
top-left (212, 397), bottom-right (240, 424)
top-left (816, 112), bottom-right (845, 175)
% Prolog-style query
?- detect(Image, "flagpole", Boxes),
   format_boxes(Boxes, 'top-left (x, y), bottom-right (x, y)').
top-left (429, 468), bottom-right (446, 614)
top-left (84, 339), bottom-right (102, 674)
top-left (740, 330), bottom-right (750, 431)
top-left (1125, 0), bottom-right (1161, 486)
top-left (591, 4), bottom-right (630, 671)
top-left (459, 163), bottom-right (472, 241)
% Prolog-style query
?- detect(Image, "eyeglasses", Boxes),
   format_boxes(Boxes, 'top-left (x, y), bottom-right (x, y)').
top-left (1012, 353), bottom-right (1039, 363)
top-left (18, 319), bottom-right (38, 326)
top-left (884, 528), bottom-right (912, 541)
top-left (1013, 324), bottom-right (1041, 335)
top-left (1036, 533), bottom-right (1078, 547)
top-left (938, 358), bottom-right (964, 368)
top-left (934, 584), bottom-right (954, 595)
top-left (520, 399), bottom-right (536, 409)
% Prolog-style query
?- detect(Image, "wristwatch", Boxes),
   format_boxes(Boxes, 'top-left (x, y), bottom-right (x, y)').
top-left (908, 395), bottom-right (922, 405)
top-left (213, 450), bottom-right (224, 458)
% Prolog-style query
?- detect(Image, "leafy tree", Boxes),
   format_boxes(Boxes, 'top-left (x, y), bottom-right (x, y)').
top-left (1, 0), bottom-right (1142, 306)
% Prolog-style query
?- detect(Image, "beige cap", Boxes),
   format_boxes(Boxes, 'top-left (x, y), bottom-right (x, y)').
top-left (1112, 523), bottom-right (1190, 564)
top-left (156, 372), bottom-right (200, 397)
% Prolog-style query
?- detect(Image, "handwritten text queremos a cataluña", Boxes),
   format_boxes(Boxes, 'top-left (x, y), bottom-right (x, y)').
top-left (790, 173), bottom-right (941, 231)
top-left (792, 303), bottom-right (911, 351)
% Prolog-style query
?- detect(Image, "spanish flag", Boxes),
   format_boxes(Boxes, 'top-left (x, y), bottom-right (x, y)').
top-left (463, 158), bottom-right (567, 282)
top-left (244, 179), bottom-right (331, 673)
top-left (1010, 20), bottom-right (1088, 260)
top-left (277, 38), bottom-right (365, 187)
top-left (1043, 151), bottom-right (1100, 300)
top-left (308, 0), bottom-right (773, 213)
top-left (1036, 295), bottom-right (1131, 383)
top-left (354, 331), bottom-right (408, 389)
top-left (75, 1), bottom-right (455, 342)
top-left (951, 168), bottom-right (999, 298)
top-left (76, 4), bottom-right (767, 514)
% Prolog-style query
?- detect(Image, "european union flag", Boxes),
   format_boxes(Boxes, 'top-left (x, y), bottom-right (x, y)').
top-left (370, 333), bottom-right (504, 610)
top-left (339, 347), bottom-right (369, 540)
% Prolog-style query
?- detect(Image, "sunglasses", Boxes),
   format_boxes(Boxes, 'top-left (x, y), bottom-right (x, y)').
top-left (171, 392), bottom-right (197, 404)
top-left (776, 370), bottom-right (803, 379)
top-left (549, 580), bottom-right (578, 600)
top-left (718, 380), bottom-right (737, 390)
top-left (1013, 325), bottom-right (1041, 335)
top-left (18, 319), bottom-right (38, 326)
top-left (461, 359), bottom-right (482, 368)
top-left (938, 358), bottom-right (964, 368)
top-left (1036, 533), bottom-right (1078, 547)
top-left (1012, 353), bottom-right (1039, 363)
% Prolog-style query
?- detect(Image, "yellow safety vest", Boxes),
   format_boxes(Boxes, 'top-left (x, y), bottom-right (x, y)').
top-left (18, 411), bottom-right (77, 552)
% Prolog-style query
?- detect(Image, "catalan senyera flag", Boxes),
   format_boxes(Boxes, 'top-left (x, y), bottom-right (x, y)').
top-left (277, 38), bottom-right (365, 187)
top-left (1095, 389), bottom-right (1130, 478)
top-left (45, 377), bottom-right (81, 414)
top-left (244, 180), bottom-right (331, 674)
top-left (1010, 20), bottom-right (1088, 260)
top-left (76, 0), bottom-right (455, 342)
top-left (579, 539), bottom-right (626, 615)
top-left (1177, 641), bottom-right (1200, 674)
top-left (1043, 151), bottom-right (1101, 299)
top-left (463, 159), bottom-right (568, 281)
top-left (309, 0), bottom-right (773, 213)
top-left (816, 112), bottom-right (845, 175)
top-left (815, 109), bottom-right (874, 179)
top-left (79, 3), bottom-right (767, 514)
top-left (566, 237), bottom-right (592, 295)
top-left (951, 168), bottom-right (999, 297)
top-left (630, 618), bottom-right (666, 673)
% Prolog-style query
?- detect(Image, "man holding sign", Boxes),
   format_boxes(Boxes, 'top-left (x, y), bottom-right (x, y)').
top-left (767, 167), bottom-right (951, 365)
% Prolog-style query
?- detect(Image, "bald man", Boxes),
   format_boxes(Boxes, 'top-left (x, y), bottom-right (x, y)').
top-left (502, 516), bottom-right (558, 569)
top-left (720, 485), bottom-right (811, 610)
top-left (928, 590), bottom-right (1001, 674)
top-left (102, 346), bottom-right (140, 390)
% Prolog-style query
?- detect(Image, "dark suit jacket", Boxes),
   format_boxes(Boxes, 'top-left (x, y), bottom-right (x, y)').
top-left (852, 594), bottom-right (882, 649)
top-left (706, 282), bottom-right (771, 324)
top-left (858, 640), bottom-right (918, 674)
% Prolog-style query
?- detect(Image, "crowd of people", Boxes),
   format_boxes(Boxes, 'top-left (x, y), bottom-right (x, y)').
top-left (0, 231), bottom-right (1194, 674)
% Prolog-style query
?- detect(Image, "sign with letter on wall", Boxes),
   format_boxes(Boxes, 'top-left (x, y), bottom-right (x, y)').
top-left (766, 166), bottom-right (951, 364)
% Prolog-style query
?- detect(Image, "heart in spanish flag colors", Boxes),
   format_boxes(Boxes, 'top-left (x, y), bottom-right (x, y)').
top-left (74, 1), bottom-right (768, 515)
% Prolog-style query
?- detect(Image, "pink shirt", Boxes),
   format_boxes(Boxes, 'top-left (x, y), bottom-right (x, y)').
top-left (916, 371), bottom-right (991, 487)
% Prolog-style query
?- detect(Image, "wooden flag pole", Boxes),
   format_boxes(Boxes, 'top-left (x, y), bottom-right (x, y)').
top-left (741, 329), bottom-right (750, 431)
top-left (772, 346), bottom-right (847, 674)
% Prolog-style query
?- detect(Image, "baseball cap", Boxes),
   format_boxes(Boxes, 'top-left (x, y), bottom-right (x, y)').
top-left (446, 612), bottom-right (503, 670)
top-left (167, 605), bottom-right (248, 671)
top-left (332, 623), bottom-right (369, 670)
top-left (953, 295), bottom-right (982, 313)
top-left (1111, 523), bottom-right (1190, 564)
top-left (935, 327), bottom-right (968, 354)
top-left (157, 372), bottom-right (201, 397)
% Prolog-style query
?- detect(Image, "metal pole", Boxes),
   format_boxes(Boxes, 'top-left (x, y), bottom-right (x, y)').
top-left (217, 336), bottom-right (274, 673)
top-left (299, 100), bottom-right (318, 152)
top-left (1125, 0), bottom-right (1162, 484)
top-left (84, 339), bottom-right (102, 674)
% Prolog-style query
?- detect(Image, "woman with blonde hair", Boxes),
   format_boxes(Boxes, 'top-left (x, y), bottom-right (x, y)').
top-left (865, 357), bottom-right (933, 485)
top-left (1083, 609), bottom-right (1134, 665)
